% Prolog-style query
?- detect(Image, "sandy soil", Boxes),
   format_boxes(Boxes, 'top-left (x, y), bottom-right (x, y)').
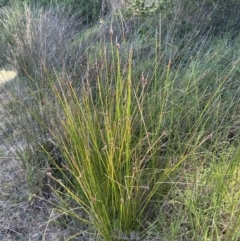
top-left (0, 69), bottom-right (68, 241)
top-left (0, 70), bottom-right (17, 84)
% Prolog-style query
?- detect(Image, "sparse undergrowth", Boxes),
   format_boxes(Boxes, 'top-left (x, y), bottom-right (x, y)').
top-left (1, 1), bottom-right (240, 241)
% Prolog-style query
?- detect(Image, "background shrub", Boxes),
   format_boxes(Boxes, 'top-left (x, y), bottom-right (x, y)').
top-left (8, 0), bottom-right (124, 23)
top-left (125, 0), bottom-right (176, 16)
top-left (0, 0), bottom-right (9, 7)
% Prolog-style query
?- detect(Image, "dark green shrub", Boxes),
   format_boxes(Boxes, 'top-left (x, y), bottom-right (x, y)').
top-left (0, 0), bottom-right (9, 7)
top-left (9, 0), bottom-right (121, 24)
top-left (126, 0), bottom-right (176, 16)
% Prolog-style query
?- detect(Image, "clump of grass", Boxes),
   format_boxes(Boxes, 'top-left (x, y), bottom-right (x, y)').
top-left (0, 2), bottom-right (82, 80)
top-left (1, 1), bottom-right (240, 240)
top-left (42, 41), bottom-right (175, 240)
top-left (150, 145), bottom-right (240, 240)
top-left (39, 30), bottom-right (240, 240)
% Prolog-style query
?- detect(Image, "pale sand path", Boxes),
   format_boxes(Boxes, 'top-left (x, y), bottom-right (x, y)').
top-left (0, 69), bottom-right (17, 84)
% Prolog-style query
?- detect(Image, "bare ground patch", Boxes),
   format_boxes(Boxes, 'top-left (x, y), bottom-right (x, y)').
top-left (0, 69), bottom-right (17, 84)
top-left (0, 71), bottom-right (70, 241)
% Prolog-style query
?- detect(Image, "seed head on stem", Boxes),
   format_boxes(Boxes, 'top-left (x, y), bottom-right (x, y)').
top-left (109, 28), bottom-right (113, 42)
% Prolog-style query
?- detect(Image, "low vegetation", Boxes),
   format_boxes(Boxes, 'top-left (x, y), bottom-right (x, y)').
top-left (1, 0), bottom-right (240, 240)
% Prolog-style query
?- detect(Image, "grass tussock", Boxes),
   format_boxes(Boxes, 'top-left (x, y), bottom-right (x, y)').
top-left (1, 1), bottom-right (240, 240)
